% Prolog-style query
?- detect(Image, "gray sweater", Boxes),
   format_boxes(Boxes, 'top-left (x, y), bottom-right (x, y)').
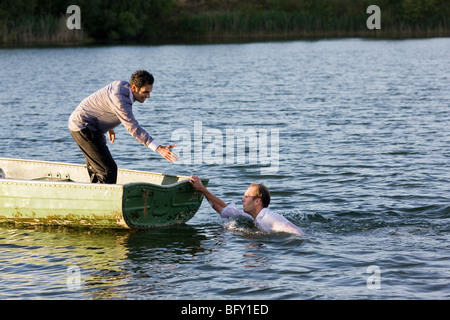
top-left (68, 81), bottom-right (159, 150)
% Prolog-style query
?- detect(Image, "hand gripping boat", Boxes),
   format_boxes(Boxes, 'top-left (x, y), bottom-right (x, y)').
top-left (0, 158), bottom-right (208, 229)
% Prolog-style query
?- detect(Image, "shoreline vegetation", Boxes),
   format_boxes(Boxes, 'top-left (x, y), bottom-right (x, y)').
top-left (1, 0), bottom-right (448, 46)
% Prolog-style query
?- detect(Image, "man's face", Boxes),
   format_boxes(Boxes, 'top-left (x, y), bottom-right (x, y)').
top-left (242, 185), bottom-right (260, 214)
top-left (131, 84), bottom-right (153, 103)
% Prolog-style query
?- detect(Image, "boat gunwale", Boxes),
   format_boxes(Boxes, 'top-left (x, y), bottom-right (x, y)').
top-left (0, 177), bottom-right (124, 189)
top-left (0, 157), bottom-right (206, 189)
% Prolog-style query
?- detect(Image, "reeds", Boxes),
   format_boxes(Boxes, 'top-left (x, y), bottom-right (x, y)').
top-left (177, 9), bottom-right (449, 41)
top-left (178, 11), bottom-right (362, 39)
top-left (1, 0), bottom-right (448, 45)
top-left (1, 15), bottom-right (86, 45)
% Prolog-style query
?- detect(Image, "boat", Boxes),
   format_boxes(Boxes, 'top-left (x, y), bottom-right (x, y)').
top-left (0, 157), bottom-right (208, 229)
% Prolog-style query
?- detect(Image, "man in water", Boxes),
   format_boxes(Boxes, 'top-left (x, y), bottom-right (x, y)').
top-left (68, 70), bottom-right (178, 184)
top-left (189, 176), bottom-right (304, 235)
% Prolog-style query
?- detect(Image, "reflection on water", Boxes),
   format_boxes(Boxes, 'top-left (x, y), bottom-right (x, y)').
top-left (0, 224), bottom-right (213, 299)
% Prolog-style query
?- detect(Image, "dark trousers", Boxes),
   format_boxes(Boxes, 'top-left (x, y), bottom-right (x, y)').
top-left (70, 129), bottom-right (117, 184)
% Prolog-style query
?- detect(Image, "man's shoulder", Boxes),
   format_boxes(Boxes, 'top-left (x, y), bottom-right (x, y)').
top-left (259, 207), bottom-right (278, 217)
top-left (109, 81), bottom-right (132, 104)
top-left (258, 208), bottom-right (290, 223)
top-left (110, 80), bottom-right (130, 91)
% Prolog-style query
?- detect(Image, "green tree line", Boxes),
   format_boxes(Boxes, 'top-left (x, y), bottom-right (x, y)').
top-left (1, 0), bottom-right (448, 44)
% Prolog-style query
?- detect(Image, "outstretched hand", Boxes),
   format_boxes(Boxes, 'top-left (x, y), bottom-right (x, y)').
top-left (157, 144), bottom-right (179, 163)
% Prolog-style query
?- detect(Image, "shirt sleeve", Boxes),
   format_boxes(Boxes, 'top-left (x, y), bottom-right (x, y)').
top-left (220, 203), bottom-right (253, 220)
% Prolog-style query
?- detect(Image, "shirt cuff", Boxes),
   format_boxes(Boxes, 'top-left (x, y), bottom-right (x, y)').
top-left (148, 139), bottom-right (160, 152)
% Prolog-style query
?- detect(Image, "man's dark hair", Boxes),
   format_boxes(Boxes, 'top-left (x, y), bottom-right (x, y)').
top-left (251, 183), bottom-right (271, 208)
top-left (130, 70), bottom-right (154, 89)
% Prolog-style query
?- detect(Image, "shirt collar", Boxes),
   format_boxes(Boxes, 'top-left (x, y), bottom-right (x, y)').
top-left (255, 208), bottom-right (269, 221)
top-left (129, 88), bottom-right (134, 104)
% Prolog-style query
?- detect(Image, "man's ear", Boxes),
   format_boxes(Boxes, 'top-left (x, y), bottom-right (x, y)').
top-left (130, 84), bottom-right (138, 92)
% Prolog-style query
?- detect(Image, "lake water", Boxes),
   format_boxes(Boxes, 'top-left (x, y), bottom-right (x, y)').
top-left (0, 38), bottom-right (449, 301)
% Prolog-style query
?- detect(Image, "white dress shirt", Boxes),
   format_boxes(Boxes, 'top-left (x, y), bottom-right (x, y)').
top-left (220, 203), bottom-right (305, 235)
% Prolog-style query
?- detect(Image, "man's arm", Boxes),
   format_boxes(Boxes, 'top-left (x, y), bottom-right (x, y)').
top-left (112, 82), bottom-right (179, 163)
top-left (189, 176), bottom-right (227, 214)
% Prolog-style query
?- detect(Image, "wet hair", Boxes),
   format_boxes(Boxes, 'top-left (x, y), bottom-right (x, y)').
top-left (250, 183), bottom-right (271, 208)
top-left (130, 70), bottom-right (154, 89)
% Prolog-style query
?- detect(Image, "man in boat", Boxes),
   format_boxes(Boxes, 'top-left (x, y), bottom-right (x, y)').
top-left (189, 176), bottom-right (305, 235)
top-left (68, 70), bottom-right (178, 184)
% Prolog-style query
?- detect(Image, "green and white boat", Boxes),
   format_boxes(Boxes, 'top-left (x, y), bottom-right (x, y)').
top-left (0, 157), bottom-right (207, 229)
